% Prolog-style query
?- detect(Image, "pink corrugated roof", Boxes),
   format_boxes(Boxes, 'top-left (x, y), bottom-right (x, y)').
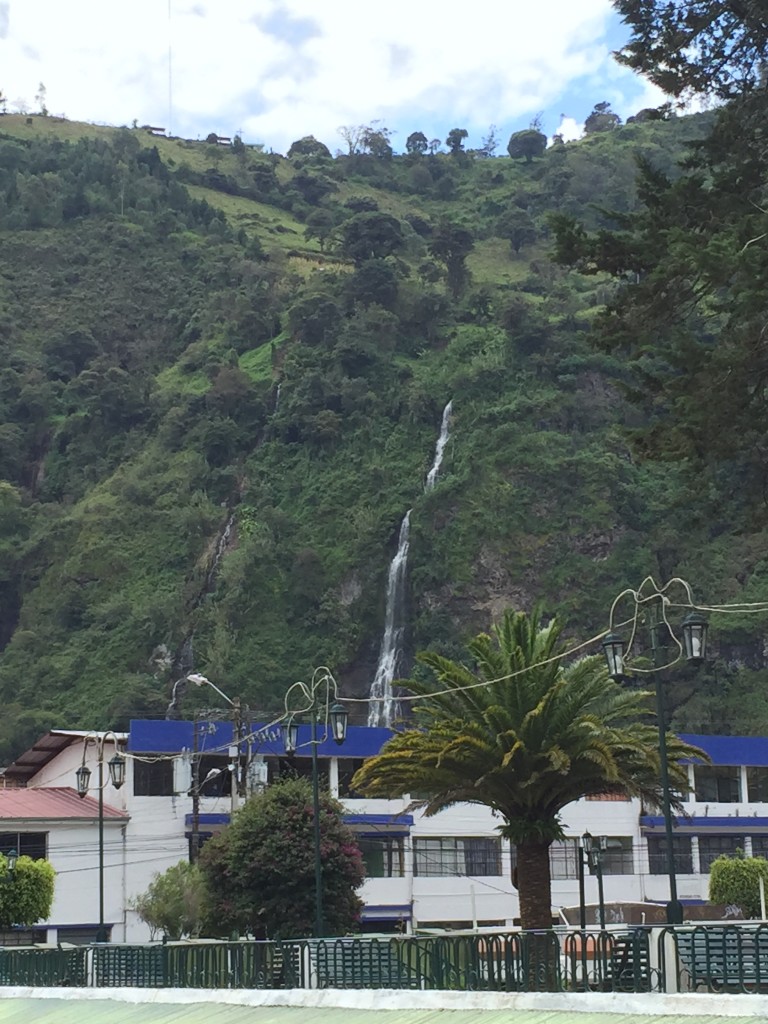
top-left (0, 787), bottom-right (128, 820)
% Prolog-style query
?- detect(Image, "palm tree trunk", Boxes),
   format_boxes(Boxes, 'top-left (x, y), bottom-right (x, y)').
top-left (517, 838), bottom-right (553, 930)
top-left (517, 839), bottom-right (558, 990)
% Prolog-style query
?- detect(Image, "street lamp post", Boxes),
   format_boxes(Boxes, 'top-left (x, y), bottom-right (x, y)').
top-left (281, 669), bottom-right (348, 937)
top-left (582, 832), bottom-right (607, 930)
top-left (602, 581), bottom-right (709, 926)
top-left (186, 674), bottom-right (247, 862)
top-left (75, 732), bottom-right (126, 943)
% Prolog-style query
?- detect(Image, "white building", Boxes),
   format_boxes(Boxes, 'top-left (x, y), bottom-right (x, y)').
top-left (2, 725), bottom-right (766, 941)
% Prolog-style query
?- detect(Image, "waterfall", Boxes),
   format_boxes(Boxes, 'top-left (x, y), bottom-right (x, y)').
top-left (425, 400), bottom-right (453, 491)
top-left (203, 513), bottom-right (235, 596)
top-left (165, 511), bottom-right (235, 719)
top-left (367, 399), bottom-right (454, 728)
top-left (368, 511), bottom-right (412, 728)
top-left (274, 382), bottom-right (282, 412)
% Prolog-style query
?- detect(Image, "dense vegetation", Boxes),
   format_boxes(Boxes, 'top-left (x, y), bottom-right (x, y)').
top-left (0, 102), bottom-right (767, 760)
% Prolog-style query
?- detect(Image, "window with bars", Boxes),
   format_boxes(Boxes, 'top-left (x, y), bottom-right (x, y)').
top-left (549, 840), bottom-right (579, 879)
top-left (413, 837), bottom-right (501, 877)
top-left (0, 832), bottom-right (46, 860)
top-left (601, 838), bottom-right (634, 875)
top-left (699, 834), bottom-right (745, 873)
top-left (513, 837), bottom-right (634, 879)
top-left (647, 835), bottom-right (693, 874)
top-left (358, 836), bottom-right (405, 878)
top-left (750, 835), bottom-right (768, 858)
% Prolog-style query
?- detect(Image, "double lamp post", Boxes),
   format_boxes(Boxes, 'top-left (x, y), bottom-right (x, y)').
top-left (187, 669), bottom-right (349, 938)
top-left (281, 670), bottom-right (349, 938)
top-left (601, 584), bottom-right (708, 925)
top-left (75, 732), bottom-right (126, 943)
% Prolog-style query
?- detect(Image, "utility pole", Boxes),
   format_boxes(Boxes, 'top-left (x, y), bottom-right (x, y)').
top-left (190, 715), bottom-right (200, 863)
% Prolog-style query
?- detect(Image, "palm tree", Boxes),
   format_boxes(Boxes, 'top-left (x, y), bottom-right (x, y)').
top-left (353, 607), bottom-right (703, 930)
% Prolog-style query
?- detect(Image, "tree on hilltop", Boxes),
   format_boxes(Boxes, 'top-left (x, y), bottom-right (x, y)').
top-left (445, 128), bottom-right (468, 155)
top-left (507, 128), bottom-right (547, 162)
top-left (287, 136), bottom-right (331, 159)
top-left (406, 131), bottom-right (428, 155)
top-left (584, 102), bottom-right (621, 134)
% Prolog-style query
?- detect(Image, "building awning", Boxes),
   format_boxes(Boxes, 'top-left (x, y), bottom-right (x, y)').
top-left (5, 731), bottom-right (126, 785)
top-left (360, 903), bottom-right (412, 920)
top-left (184, 813), bottom-right (230, 838)
top-left (641, 815), bottom-right (768, 831)
top-left (344, 814), bottom-right (413, 836)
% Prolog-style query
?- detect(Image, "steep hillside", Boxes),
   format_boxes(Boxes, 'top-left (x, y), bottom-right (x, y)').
top-left (0, 110), bottom-right (765, 759)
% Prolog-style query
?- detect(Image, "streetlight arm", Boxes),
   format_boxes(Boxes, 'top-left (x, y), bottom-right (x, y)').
top-left (187, 673), bottom-right (236, 706)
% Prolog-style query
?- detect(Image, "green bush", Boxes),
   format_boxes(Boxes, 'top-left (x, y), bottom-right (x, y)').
top-left (709, 853), bottom-right (768, 918)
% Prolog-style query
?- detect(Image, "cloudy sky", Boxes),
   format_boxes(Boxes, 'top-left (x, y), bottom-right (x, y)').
top-left (1, 0), bottom-right (665, 154)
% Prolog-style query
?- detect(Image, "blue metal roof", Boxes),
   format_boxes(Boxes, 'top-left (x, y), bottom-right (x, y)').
top-left (128, 724), bottom-right (768, 768)
top-left (129, 720), bottom-right (392, 759)
top-left (680, 734), bottom-right (768, 766)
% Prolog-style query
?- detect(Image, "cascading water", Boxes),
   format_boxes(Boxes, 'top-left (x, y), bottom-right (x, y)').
top-left (165, 511), bottom-right (236, 719)
top-left (367, 511), bottom-right (411, 727)
top-left (425, 400), bottom-right (453, 492)
top-left (368, 399), bottom-right (455, 728)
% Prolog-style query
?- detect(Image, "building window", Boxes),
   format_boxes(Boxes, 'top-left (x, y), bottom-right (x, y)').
top-left (133, 758), bottom-right (174, 796)
top-left (0, 832), bottom-right (46, 860)
top-left (196, 755), bottom-right (233, 797)
top-left (747, 768), bottom-right (768, 803)
top-left (699, 835), bottom-right (745, 873)
top-left (549, 840), bottom-right (579, 879)
top-left (0, 929), bottom-right (46, 946)
top-left (522, 837), bottom-right (633, 879)
top-left (337, 759), bottom-right (366, 798)
top-left (358, 836), bottom-right (405, 878)
top-left (647, 835), bottom-right (693, 874)
top-left (268, 757), bottom-right (330, 789)
top-left (414, 837), bottom-right (501, 877)
top-left (751, 836), bottom-right (768, 859)
top-left (694, 765), bottom-right (741, 802)
top-left (601, 838), bottom-right (634, 875)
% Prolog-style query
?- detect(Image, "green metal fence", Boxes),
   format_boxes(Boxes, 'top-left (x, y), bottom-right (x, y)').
top-left (658, 924), bottom-right (768, 994)
top-left (0, 926), bottom-right (765, 993)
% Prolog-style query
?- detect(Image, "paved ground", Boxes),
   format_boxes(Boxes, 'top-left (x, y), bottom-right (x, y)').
top-left (0, 989), bottom-right (765, 1023)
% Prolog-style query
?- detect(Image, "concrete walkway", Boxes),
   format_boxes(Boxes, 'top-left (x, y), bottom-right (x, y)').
top-left (0, 988), bottom-right (766, 1023)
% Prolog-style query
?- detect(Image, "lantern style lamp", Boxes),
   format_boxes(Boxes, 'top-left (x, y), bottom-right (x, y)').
top-left (108, 753), bottom-right (126, 790)
top-left (329, 702), bottom-right (349, 745)
top-left (75, 762), bottom-right (92, 799)
top-left (682, 612), bottom-right (708, 664)
top-left (282, 718), bottom-right (299, 755)
top-left (602, 632), bottom-right (626, 681)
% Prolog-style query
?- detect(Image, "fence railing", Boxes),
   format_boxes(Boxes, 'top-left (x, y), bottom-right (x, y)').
top-left (0, 926), bottom-right (766, 993)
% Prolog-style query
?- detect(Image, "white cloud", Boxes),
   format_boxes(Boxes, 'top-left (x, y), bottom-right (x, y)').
top-left (3, 0), bottom-right (642, 152)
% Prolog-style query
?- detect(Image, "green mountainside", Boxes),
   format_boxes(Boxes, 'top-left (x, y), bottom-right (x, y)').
top-left (1, 110), bottom-right (766, 759)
